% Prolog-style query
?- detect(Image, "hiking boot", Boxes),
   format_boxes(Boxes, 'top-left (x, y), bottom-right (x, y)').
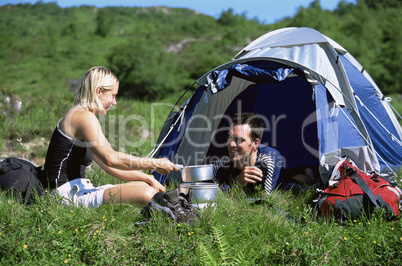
top-left (142, 188), bottom-right (198, 226)
top-left (179, 188), bottom-right (197, 214)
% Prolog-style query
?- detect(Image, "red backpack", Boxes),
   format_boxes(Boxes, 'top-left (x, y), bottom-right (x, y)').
top-left (315, 158), bottom-right (401, 222)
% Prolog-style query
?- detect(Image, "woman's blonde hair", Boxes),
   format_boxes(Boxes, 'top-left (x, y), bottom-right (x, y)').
top-left (73, 66), bottom-right (118, 112)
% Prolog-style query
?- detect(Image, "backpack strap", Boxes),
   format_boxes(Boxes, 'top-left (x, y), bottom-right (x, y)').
top-left (376, 173), bottom-right (401, 188)
top-left (349, 171), bottom-right (382, 210)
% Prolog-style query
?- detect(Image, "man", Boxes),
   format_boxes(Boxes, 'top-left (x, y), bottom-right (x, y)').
top-left (213, 113), bottom-right (283, 195)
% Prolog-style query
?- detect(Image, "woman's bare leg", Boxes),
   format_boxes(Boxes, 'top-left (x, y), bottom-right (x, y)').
top-left (103, 181), bottom-right (158, 206)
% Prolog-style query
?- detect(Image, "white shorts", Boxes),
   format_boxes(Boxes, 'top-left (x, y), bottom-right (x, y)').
top-left (55, 178), bottom-right (115, 208)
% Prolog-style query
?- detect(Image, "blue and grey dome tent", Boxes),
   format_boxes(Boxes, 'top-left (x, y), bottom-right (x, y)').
top-left (150, 27), bottom-right (402, 185)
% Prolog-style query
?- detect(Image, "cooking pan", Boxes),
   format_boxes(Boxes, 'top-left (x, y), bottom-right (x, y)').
top-left (180, 182), bottom-right (219, 208)
top-left (176, 164), bottom-right (214, 182)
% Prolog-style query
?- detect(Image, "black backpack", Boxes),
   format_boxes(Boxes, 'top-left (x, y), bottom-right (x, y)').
top-left (0, 157), bottom-right (44, 205)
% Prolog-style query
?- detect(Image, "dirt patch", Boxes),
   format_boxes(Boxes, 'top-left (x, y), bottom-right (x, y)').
top-left (0, 137), bottom-right (48, 166)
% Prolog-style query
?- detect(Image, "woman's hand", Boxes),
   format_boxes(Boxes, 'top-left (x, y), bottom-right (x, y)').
top-left (154, 158), bottom-right (178, 175)
top-left (148, 176), bottom-right (166, 193)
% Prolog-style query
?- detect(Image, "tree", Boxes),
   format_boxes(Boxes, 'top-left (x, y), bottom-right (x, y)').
top-left (95, 8), bottom-right (112, 37)
top-left (218, 8), bottom-right (247, 26)
top-left (363, 0), bottom-right (401, 9)
top-left (107, 37), bottom-right (179, 100)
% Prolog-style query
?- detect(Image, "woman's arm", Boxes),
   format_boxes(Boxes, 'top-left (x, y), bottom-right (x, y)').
top-left (66, 108), bottom-right (177, 174)
top-left (93, 155), bottom-right (166, 193)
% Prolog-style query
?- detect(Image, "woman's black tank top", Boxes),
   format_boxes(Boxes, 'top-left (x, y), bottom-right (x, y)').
top-left (44, 121), bottom-right (93, 189)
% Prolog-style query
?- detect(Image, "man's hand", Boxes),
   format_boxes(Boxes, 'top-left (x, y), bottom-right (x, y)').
top-left (236, 166), bottom-right (263, 187)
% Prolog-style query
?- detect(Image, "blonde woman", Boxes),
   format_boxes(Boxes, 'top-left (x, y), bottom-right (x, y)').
top-left (44, 66), bottom-right (184, 213)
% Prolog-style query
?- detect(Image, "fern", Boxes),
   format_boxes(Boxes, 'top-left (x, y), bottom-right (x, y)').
top-left (198, 226), bottom-right (250, 265)
top-left (232, 251), bottom-right (251, 265)
top-left (212, 226), bottom-right (230, 263)
top-left (198, 243), bottom-right (217, 266)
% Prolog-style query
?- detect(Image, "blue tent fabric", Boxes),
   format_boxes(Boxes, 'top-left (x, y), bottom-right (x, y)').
top-left (315, 84), bottom-right (366, 158)
top-left (153, 85), bottom-right (206, 183)
top-left (251, 79), bottom-right (318, 169)
top-left (339, 54), bottom-right (402, 170)
top-left (211, 61), bottom-right (296, 91)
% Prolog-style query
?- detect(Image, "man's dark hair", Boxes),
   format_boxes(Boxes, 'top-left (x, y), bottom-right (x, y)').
top-left (232, 113), bottom-right (263, 141)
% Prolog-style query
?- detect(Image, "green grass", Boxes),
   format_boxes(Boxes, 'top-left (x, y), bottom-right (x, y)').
top-left (1, 181), bottom-right (402, 265)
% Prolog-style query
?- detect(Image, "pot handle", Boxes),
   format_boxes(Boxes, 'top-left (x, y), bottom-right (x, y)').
top-left (175, 164), bottom-right (184, 171)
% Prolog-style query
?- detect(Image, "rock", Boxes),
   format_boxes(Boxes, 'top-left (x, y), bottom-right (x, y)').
top-left (0, 87), bottom-right (22, 114)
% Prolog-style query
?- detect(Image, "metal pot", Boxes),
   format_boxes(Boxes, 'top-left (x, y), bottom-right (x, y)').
top-left (180, 182), bottom-right (219, 209)
top-left (177, 164), bottom-right (214, 182)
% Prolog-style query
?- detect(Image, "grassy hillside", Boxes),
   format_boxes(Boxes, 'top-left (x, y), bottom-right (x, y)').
top-left (0, 1), bottom-right (402, 265)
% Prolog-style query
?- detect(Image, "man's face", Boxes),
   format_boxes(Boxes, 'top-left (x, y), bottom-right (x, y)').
top-left (227, 124), bottom-right (256, 164)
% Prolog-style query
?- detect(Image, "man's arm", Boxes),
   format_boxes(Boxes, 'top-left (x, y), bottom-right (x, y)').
top-left (259, 152), bottom-right (283, 194)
